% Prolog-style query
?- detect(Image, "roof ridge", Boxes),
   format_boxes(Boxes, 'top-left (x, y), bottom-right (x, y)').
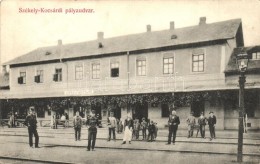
top-left (3, 18), bottom-right (242, 66)
top-left (38, 18), bottom-right (243, 48)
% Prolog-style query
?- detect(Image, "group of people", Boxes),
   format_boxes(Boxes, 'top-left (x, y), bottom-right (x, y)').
top-left (23, 107), bottom-right (217, 151)
top-left (186, 111), bottom-right (217, 141)
top-left (107, 112), bottom-right (159, 144)
top-left (167, 110), bottom-right (217, 145)
top-left (52, 112), bottom-right (69, 129)
top-left (8, 112), bottom-right (19, 128)
top-left (72, 110), bottom-right (99, 151)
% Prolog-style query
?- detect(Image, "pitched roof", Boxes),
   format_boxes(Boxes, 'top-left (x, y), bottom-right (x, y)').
top-left (225, 45), bottom-right (260, 74)
top-left (5, 19), bottom-right (242, 66)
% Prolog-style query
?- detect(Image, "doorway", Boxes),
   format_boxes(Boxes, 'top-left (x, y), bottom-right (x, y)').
top-left (91, 104), bottom-right (102, 120)
top-left (111, 105), bottom-right (121, 120)
top-left (191, 100), bottom-right (205, 117)
top-left (132, 102), bottom-right (148, 121)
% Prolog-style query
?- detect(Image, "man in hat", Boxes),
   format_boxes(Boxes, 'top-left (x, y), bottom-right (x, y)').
top-left (166, 110), bottom-right (180, 145)
top-left (208, 111), bottom-right (217, 141)
top-left (122, 113), bottom-right (133, 144)
top-left (107, 112), bottom-right (117, 141)
top-left (86, 110), bottom-right (99, 151)
top-left (186, 111), bottom-right (196, 138)
top-left (198, 112), bottom-right (207, 138)
top-left (24, 107), bottom-right (39, 148)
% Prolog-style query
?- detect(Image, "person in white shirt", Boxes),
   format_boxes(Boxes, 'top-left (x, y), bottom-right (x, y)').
top-left (107, 112), bottom-right (117, 141)
top-left (60, 114), bottom-right (66, 127)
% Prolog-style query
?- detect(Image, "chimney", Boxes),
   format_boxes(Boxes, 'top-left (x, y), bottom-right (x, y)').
top-left (170, 21), bottom-right (175, 30)
top-left (58, 39), bottom-right (62, 46)
top-left (97, 32), bottom-right (104, 40)
top-left (146, 25), bottom-right (151, 32)
top-left (199, 17), bottom-right (206, 25)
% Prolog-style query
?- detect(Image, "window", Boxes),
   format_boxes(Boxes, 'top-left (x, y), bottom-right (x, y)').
top-left (163, 57), bottom-right (174, 74)
top-left (36, 70), bottom-right (43, 83)
top-left (161, 104), bottom-right (170, 117)
top-left (54, 68), bottom-right (62, 82)
top-left (111, 62), bottom-right (119, 77)
top-left (252, 52), bottom-right (260, 60)
top-left (192, 54), bottom-right (204, 72)
top-left (75, 65), bottom-right (83, 80)
top-left (137, 59), bottom-right (146, 76)
top-left (92, 63), bottom-right (100, 79)
top-left (18, 72), bottom-right (26, 84)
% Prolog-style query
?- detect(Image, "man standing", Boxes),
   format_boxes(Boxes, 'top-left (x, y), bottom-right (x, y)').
top-left (122, 113), bottom-right (133, 144)
top-left (73, 111), bottom-right (82, 141)
top-left (140, 117), bottom-right (147, 140)
top-left (208, 111), bottom-right (217, 141)
top-left (198, 112), bottom-right (207, 139)
top-left (65, 112), bottom-right (69, 128)
top-left (24, 107), bottom-right (39, 148)
top-left (107, 112), bottom-right (117, 141)
top-left (133, 118), bottom-right (140, 140)
top-left (147, 120), bottom-right (155, 142)
top-left (186, 112), bottom-right (196, 138)
top-left (86, 110), bottom-right (98, 151)
top-left (166, 110), bottom-right (180, 145)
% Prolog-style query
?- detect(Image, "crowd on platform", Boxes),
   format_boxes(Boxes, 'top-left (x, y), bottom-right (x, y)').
top-left (21, 106), bottom-right (218, 151)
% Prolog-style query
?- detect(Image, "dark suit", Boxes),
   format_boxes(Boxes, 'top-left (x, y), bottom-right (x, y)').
top-left (24, 114), bottom-right (39, 147)
top-left (87, 116), bottom-right (98, 150)
top-left (168, 115), bottom-right (180, 144)
top-left (147, 123), bottom-right (155, 142)
top-left (208, 115), bottom-right (217, 139)
top-left (198, 116), bottom-right (207, 138)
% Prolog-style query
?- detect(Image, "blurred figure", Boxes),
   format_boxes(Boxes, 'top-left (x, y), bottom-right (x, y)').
top-left (133, 118), bottom-right (140, 140)
top-left (140, 117), bottom-right (147, 140)
top-left (198, 112), bottom-right (207, 138)
top-left (60, 114), bottom-right (66, 127)
top-left (147, 121), bottom-right (155, 142)
top-left (73, 111), bottom-right (82, 141)
top-left (117, 118), bottom-right (124, 134)
top-left (9, 113), bottom-right (14, 128)
top-left (55, 113), bottom-right (60, 129)
top-left (186, 112), bottom-right (196, 138)
top-left (24, 107), bottom-right (39, 148)
top-left (53, 114), bottom-right (57, 129)
top-left (154, 122), bottom-right (158, 140)
top-left (14, 112), bottom-right (18, 127)
top-left (107, 112), bottom-right (117, 141)
top-left (65, 112), bottom-right (69, 128)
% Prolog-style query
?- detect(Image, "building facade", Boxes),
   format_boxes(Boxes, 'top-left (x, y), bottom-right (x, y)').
top-left (1, 17), bottom-right (259, 130)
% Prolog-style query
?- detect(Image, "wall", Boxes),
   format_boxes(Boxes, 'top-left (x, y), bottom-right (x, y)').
top-left (8, 43), bottom-right (229, 98)
top-left (224, 90), bottom-right (260, 130)
top-left (129, 44), bottom-right (224, 78)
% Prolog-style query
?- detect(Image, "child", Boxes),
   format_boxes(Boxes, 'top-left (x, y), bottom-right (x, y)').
top-left (118, 118), bottom-right (124, 133)
top-left (154, 122), bottom-right (158, 140)
top-left (147, 121), bottom-right (155, 142)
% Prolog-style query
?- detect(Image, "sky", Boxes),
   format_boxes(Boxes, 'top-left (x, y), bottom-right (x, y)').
top-left (1, 0), bottom-right (260, 67)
